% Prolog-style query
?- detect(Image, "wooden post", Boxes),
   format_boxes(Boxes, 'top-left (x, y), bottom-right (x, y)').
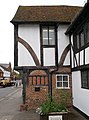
top-left (14, 25), bottom-right (18, 66)
top-left (22, 69), bottom-right (28, 104)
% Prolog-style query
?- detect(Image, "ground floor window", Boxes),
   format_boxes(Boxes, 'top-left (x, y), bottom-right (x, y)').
top-left (56, 74), bottom-right (69, 89)
top-left (81, 70), bottom-right (89, 89)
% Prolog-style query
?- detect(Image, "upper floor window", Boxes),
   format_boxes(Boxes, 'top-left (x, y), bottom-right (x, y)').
top-left (42, 26), bottom-right (55, 45)
top-left (86, 22), bottom-right (89, 43)
top-left (73, 21), bottom-right (89, 52)
top-left (80, 30), bottom-right (84, 47)
top-left (40, 25), bottom-right (57, 66)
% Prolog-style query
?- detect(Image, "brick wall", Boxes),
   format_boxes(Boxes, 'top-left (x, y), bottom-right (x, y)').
top-left (25, 67), bottom-right (72, 110)
top-left (52, 66), bottom-right (72, 107)
top-left (26, 70), bottom-right (48, 109)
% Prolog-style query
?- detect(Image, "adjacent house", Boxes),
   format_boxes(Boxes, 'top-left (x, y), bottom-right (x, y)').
top-left (66, 1), bottom-right (89, 118)
top-left (0, 63), bottom-right (12, 79)
top-left (11, 5), bottom-right (82, 110)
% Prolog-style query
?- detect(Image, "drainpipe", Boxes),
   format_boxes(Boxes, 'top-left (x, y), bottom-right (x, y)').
top-left (48, 73), bottom-right (52, 100)
top-left (48, 65), bottom-right (59, 102)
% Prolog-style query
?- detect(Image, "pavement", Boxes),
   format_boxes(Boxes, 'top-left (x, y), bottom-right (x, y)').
top-left (0, 86), bottom-right (88, 120)
top-left (12, 87), bottom-right (88, 120)
top-left (12, 109), bottom-right (88, 120)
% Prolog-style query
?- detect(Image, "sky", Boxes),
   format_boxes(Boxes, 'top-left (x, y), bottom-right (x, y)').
top-left (0, 0), bottom-right (87, 68)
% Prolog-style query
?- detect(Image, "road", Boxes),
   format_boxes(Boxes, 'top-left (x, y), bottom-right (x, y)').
top-left (0, 86), bottom-right (22, 120)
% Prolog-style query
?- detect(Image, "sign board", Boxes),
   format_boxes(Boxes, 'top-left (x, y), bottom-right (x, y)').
top-left (49, 115), bottom-right (62, 120)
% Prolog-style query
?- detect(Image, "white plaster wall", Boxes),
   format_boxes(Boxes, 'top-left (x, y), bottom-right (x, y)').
top-left (80, 50), bottom-right (83, 66)
top-left (58, 25), bottom-right (70, 65)
top-left (72, 71), bottom-right (89, 116)
top-left (18, 43), bottom-right (35, 66)
top-left (43, 48), bottom-right (55, 66)
top-left (18, 24), bottom-right (40, 66)
top-left (18, 24), bottom-right (70, 66)
top-left (64, 51), bottom-right (70, 65)
top-left (85, 47), bottom-right (89, 64)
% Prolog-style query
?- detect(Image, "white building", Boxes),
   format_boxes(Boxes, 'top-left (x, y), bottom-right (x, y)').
top-left (66, 1), bottom-right (89, 118)
top-left (11, 5), bottom-right (83, 111)
top-left (0, 63), bottom-right (11, 79)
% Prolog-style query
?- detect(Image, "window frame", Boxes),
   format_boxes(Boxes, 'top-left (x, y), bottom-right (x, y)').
top-left (56, 74), bottom-right (70, 89)
top-left (81, 69), bottom-right (89, 89)
top-left (73, 21), bottom-right (89, 53)
top-left (42, 26), bottom-right (56, 46)
top-left (40, 24), bottom-right (58, 67)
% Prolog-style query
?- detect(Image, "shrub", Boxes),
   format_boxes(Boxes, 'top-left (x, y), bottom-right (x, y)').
top-left (36, 96), bottom-right (68, 115)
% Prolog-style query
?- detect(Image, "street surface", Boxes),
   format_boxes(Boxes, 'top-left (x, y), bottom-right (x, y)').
top-left (0, 86), bottom-right (87, 120)
top-left (0, 86), bottom-right (40, 120)
top-left (0, 86), bottom-right (22, 120)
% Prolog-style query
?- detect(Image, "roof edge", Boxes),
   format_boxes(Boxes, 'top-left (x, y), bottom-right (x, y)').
top-left (66, 2), bottom-right (89, 35)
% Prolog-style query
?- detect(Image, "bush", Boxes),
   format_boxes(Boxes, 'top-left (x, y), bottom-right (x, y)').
top-left (36, 97), bottom-right (68, 115)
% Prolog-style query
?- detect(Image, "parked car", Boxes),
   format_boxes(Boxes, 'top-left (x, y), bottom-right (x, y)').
top-left (0, 79), bottom-right (13, 87)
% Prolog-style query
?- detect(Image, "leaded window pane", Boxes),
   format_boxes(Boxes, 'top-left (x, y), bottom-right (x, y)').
top-left (80, 30), bottom-right (84, 47)
top-left (77, 34), bottom-right (80, 49)
top-left (86, 22), bottom-right (89, 43)
top-left (87, 71), bottom-right (89, 88)
top-left (81, 70), bottom-right (88, 88)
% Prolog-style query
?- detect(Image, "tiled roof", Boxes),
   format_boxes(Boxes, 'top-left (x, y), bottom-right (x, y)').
top-left (11, 5), bottom-right (82, 24)
top-left (0, 63), bottom-right (11, 72)
top-left (0, 64), bottom-right (9, 68)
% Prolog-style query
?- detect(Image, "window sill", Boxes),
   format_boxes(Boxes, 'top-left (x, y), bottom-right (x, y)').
top-left (56, 87), bottom-right (70, 90)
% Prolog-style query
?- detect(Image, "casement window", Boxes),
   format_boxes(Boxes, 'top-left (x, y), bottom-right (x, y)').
top-left (86, 22), bottom-right (89, 43)
top-left (81, 70), bottom-right (89, 89)
top-left (76, 34), bottom-right (80, 49)
top-left (56, 74), bottom-right (69, 89)
top-left (73, 21), bottom-right (89, 52)
top-left (42, 26), bottom-right (55, 45)
top-left (80, 30), bottom-right (84, 47)
top-left (40, 25), bottom-right (58, 66)
top-left (74, 29), bottom-right (84, 50)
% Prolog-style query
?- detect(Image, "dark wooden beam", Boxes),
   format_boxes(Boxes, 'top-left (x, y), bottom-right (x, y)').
top-left (14, 25), bottom-right (18, 66)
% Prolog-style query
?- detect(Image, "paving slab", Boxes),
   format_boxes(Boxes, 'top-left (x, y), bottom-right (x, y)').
top-left (12, 108), bottom-right (88, 120)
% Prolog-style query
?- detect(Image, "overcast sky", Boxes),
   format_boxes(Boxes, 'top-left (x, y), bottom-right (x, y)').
top-left (0, 0), bottom-right (87, 67)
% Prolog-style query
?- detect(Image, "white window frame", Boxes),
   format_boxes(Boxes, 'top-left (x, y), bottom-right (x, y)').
top-left (56, 74), bottom-right (70, 89)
